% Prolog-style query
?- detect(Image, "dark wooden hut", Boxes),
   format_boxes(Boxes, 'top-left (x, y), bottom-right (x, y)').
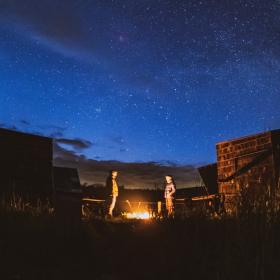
top-left (0, 128), bottom-right (53, 200)
top-left (53, 166), bottom-right (82, 222)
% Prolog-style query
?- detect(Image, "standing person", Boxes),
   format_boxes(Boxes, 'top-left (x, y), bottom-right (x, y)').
top-left (164, 175), bottom-right (176, 217)
top-left (106, 170), bottom-right (119, 217)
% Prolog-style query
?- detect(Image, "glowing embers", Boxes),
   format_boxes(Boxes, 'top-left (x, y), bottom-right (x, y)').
top-left (122, 200), bottom-right (155, 220)
top-left (123, 211), bottom-right (153, 220)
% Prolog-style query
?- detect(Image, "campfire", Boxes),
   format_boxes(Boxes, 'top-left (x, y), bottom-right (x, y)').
top-left (122, 200), bottom-right (155, 220)
top-left (122, 211), bottom-right (153, 220)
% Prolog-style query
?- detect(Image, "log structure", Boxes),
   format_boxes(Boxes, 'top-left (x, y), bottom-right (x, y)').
top-left (216, 129), bottom-right (280, 211)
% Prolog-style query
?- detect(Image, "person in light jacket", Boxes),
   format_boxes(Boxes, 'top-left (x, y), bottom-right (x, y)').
top-left (164, 175), bottom-right (176, 217)
top-left (106, 170), bottom-right (119, 217)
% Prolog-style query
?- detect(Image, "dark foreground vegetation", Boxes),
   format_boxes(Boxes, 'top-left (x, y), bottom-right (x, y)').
top-left (1, 198), bottom-right (280, 280)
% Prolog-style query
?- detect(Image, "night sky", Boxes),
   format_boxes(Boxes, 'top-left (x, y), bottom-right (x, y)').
top-left (0, 0), bottom-right (279, 186)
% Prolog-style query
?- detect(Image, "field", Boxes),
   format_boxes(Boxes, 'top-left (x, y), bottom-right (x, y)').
top-left (1, 201), bottom-right (280, 280)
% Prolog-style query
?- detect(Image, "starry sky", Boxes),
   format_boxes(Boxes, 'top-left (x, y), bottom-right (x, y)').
top-left (0, 0), bottom-right (280, 186)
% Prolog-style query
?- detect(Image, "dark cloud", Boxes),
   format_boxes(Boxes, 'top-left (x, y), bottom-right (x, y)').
top-left (20, 119), bottom-right (30, 125)
top-left (53, 144), bottom-right (200, 189)
top-left (55, 137), bottom-right (93, 151)
top-left (0, 126), bottom-right (199, 188)
top-left (53, 143), bottom-right (81, 162)
top-left (1, 120), bottom-right (93, 153)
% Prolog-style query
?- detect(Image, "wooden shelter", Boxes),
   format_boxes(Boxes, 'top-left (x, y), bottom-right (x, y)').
top-left (216, 129), bottom-right (280, 211)
top-left (53, 166), bottom-right (82, 222)
top-left (0, 128), bottom-right (53, 200)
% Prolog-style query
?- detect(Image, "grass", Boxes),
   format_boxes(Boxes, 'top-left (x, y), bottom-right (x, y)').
top-left (1, 193), bottom-right (280, 280)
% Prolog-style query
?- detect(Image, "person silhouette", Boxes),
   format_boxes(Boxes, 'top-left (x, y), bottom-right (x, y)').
top-left (106, 170), bottom-right (119, 217)
top-left (164, 175), bottom-right (176, 217)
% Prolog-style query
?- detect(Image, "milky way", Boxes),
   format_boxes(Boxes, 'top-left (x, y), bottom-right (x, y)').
top-left (0, 0), bottom-right (279, 165)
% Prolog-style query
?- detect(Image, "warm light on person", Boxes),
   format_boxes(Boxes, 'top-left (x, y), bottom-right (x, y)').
top-left (164, 175), bottom-right (176, 217)
top-left (107, 170), bottom-right (119, 217)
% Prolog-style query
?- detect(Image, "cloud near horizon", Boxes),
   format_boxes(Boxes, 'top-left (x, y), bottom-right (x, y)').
top-left (55, 137), bottom-right (93, 151)
top-left (53, 143), bottom-right (201, 189)
top-left (0, 117), bottom-right (202, 189)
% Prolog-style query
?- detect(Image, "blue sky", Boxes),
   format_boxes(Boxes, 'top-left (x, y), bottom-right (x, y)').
top-left (0, 0), bottom-right (279, 168)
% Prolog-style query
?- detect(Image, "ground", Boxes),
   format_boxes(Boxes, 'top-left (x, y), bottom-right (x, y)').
top-left (1, 213), bottom-right (280, 280)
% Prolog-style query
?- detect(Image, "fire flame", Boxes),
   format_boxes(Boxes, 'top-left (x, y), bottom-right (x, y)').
top-left (123, 211), bottom-right (152, 219)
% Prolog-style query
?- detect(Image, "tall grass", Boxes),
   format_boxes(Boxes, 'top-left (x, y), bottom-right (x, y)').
top-left (0, 193), bottom-right (54, 216)
top-left (1, 185), bottom-right (280, 280)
